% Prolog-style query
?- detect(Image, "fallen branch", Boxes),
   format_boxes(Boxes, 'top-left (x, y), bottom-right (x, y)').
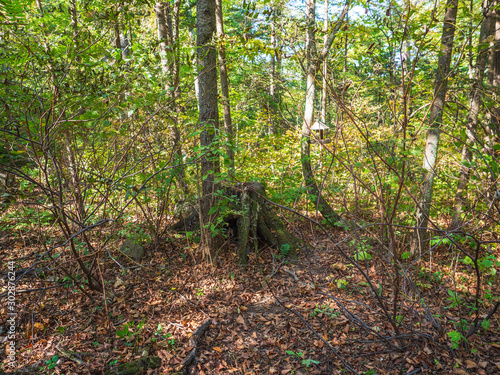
top-left (180, 319), bottom-right (212, 374)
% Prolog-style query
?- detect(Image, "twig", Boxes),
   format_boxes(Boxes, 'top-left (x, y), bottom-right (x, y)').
top-left (0, 283), bottom-right (70, 298)
top-left (269, 254), bottom-right (285, 278)
top-left (104, 247), bottom-right (127, 271)
top-left (55, 345), bottom-right (89, 366)
top-left (283, 267), bottom-right (298, 281)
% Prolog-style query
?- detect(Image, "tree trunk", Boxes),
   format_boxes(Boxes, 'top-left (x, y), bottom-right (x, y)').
top-left (485, 4), bottom-right (500, 156)
top-left (156, 1), bottom-right (186, 193)
top-left (215, 0), bottom-right (235, 179)
top-left (155, 2), bottom-right (172, 83)
top-left (197, 0), bottom-right (226, 261)
top-left (172, 183), bottom-right (306, 265)
top-left (321, 0), bottom-right (328, 125)
top-left (172, 0), bottom-right (181, 98)
top-left (114, 16), bottom-right (130, 61)
top-left (69, 0), bottom-right (79, 57)
top-left (300, 0), bottom-right (348, 226)
top-left (153, 0), bottom-right (186, 205)
top-left (450, 11), bottom-right (492, 229)
top-left (411, 0), bottom-right (459, 254)
top-left (269, 4), bottom-right (280, 134)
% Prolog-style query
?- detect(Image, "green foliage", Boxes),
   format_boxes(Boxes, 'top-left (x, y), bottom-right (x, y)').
top-left (151, 324), bottom-right (176, 348)
top-left (41, 355), bottom-right (59, 371)
top-left (432, 271), bottom-right (444, 284)
top-left (286, 350), bottom-right (320, 368)
top-left (350, 239), bottom-right (372, 262)
top-left (337, 279), bottom-right (349, 289)
top-left (447, 330), bottom-right (465, 349)
top-left (1, 1), bottom-right (499, 371)
top-left (116, 319), bottom-right (147, 345)
top-left (310, 304), bottom-right (339, 319)
top-left (0, 0), bottom-right (23, 20)
top-left (116, 322), bottom-right (133, 340)
top-left (302, 358), bottom-right (321, 368)
top-left (118, 222), bottom-right (152, 244)
top-left (481, 319), bottom-right (490, 331)
top-left (446, 289), bottom-right (462, 309)
top-left (279, 243), bottom-right (291, 258)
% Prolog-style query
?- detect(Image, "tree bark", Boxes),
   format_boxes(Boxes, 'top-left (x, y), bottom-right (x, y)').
top-left (113, 13), bottom-right (130, 61)
top-left (197, 0), bottom-right (226, 261)
top-left (172, 0), bottom-right (181, 98)
top-left (215, 0), bottom-right (235, 179)
top-left (321, 0), bottom-right (328, 125)
top-left (155, 2), bottom-right (172, 83)
top-left (485, 4), bottom-right (500, 156)
top-left (269, 4), bottom-right (281, 134)
top-left (155, 1), bottom-right (186, 193)
top-left (450, 11), bottom-right (492, 229)
top-left (411, 0), bottom-right (459, 254)
top-left (172, 183), bottom-right (305, 265)
top-left (300, 0), bottom-right (348, 226)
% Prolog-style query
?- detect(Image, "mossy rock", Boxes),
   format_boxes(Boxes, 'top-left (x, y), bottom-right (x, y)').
top-left (120, 239), bottom-right (145, 261)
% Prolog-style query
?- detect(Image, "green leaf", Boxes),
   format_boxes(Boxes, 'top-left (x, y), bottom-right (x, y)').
top-left (447, 331), bottom-right (462, 349)
top-left (462, 256), bottom-right (473, 265)
top-left (337, 279), bottom-right (348, 289)
top-left (481, 259), bottom-right (493, 268)
top-left (355, 251), bottom-right (371, 261)
top-left (481, 319), bottom-right (490, 330)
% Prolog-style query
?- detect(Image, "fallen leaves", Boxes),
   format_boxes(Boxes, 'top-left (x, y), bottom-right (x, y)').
top-left (465, 359), bottom-right (477, 369)
top-left (6, 229), bottom-right (500, 375)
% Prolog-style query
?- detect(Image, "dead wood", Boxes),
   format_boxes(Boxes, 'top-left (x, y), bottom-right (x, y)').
top-left (171, 182), bottom-right (307, 264)
top-left (180, 319), bottom-right (212, 374)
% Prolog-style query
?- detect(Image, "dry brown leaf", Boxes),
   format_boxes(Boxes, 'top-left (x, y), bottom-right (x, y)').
top-left (478, 361), bottom-right (488, 368)
top-left (465, 360), bottom-right (477, 369)
top-left (331, 263), bottom-right (347, 271)
top-left (114, 278), bottom-right (124, 288)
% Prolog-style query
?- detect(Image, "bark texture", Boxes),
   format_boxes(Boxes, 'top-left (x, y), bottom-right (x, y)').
top-left (450, 12), bottom-right (491, 229)
top-left (411, 0), bottom-right (458, 253)
top-left (269, 4), bottom-right (281, 134)
top-left (486, 5), bottom-right (500, 156)
top-left (321, 0), bottom-right (328, 124)
top-left (215, 0), bottom-right (235, 178)
top-left (197, 0), bottom-right (226, 260)
top-left (155, 2), bottom-right (172, 80)
top-left (172, 183), bottom-right (306, 265)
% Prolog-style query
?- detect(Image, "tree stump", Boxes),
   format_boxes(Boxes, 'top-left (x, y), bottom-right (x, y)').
top-left (172, 182), bottom-right (306, 264)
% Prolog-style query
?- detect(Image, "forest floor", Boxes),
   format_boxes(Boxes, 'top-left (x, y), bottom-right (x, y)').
top-left (1, 223), bottom-right (500, 375)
